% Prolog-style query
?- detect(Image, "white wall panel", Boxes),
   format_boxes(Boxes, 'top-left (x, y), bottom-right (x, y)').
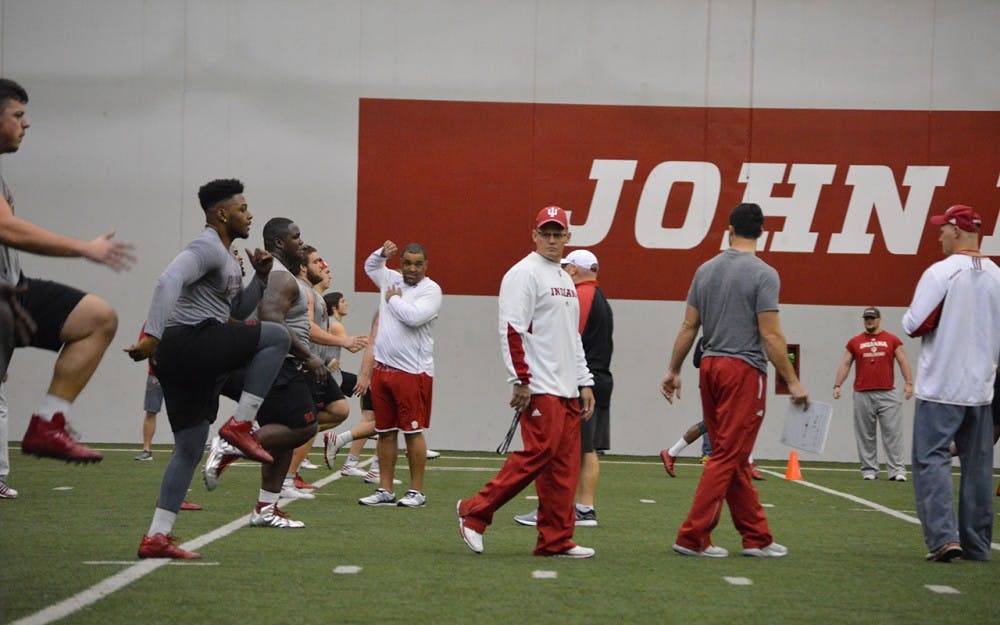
top-left (931, 0), bottom-right (1000, 110)
top-left (534, 1), bottom-right (711, 105)
top-left (706, 0), bottom-right (754, 107)
top-left (752, 0), bottom-right (937, 110)
top-left (359, 1), bottom-right (536, 101)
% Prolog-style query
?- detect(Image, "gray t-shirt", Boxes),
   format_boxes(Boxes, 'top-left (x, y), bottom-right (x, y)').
top-left (0, 174), bottom-right (22, 286)
top-left (145, 228), bottom-right (263, 337)
top-left (242, 258), bottom-right (310, 355)
top-left (687, 248), bottom-right (779, 374)
top-left (257, 260), bottom-right (310, 346)
top-left (309, 288), bottom-right (339, 365)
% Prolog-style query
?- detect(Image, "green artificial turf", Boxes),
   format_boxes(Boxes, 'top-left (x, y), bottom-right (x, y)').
top-left (1, 447), bottom-right (996, 625)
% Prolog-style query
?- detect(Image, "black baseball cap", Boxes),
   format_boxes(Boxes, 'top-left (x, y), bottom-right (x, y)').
top-left (862, 307), bottom-right (880, 319)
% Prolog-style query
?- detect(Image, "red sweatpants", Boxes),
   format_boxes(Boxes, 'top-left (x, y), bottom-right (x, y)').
top-left (459, 394), bottom-right (581, 555)
top-left (675, 356), bottom-right (773, 551)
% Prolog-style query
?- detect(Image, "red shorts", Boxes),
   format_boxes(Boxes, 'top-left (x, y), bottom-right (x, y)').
top-left (370, 363), bottom-right (433, 433)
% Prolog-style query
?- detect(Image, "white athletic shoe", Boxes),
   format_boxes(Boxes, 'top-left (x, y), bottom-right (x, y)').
top-left (457, 500), bottom-right (483, 554)
top-left (358, 488), bottom-right (396, 506)
top-left (280, 485), bottom-right (316, 500)
top-left (0, 482), bottom-right (19, 499)
top-left (552, 545), bottom-right (596, 559)
top-left (425, 449), bottom-right (441, 459)
top-left (250, 503), bottom-right (305, 528)
top-left (323, 431), bottom-right (347, 469)
top-left (299, 458), bottom-right (319, 470)
top-left (575, 507), bottom-right (598, 527)
top-left (397, 490), bottom-right (426, 508)
top-left (340, 464), bottom-right (368, 478)
top-left (672, 543), bottom-right (729, 558)
top-left (203, 436), bottom-right (243, 491)
top-left (742, 542), bottom-right (788, 558)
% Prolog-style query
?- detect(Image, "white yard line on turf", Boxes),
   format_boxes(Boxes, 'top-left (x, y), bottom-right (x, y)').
top-left (758, 468), bottom-right (1000, 552)
top-left (10, 459), bottom-right (370, 625)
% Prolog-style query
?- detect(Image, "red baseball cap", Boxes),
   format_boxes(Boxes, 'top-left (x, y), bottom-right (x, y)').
top-left (930, 204), bottom-right (982, 232)
top-left (535, 205), bottom-right (569, 229)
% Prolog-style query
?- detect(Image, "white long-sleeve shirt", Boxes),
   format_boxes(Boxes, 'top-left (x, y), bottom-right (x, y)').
top-left (902, 253), bottom-right (1000, 405)
top-left (365, 248), bottom-right (442, 376)
top-left (500, 251), bottom-right (593, 398)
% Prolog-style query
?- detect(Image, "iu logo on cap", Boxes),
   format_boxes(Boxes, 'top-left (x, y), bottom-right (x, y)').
top-left (546, 207), bottom-right (559, 218)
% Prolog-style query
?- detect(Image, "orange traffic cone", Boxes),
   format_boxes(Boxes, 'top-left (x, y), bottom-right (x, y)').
top-left (784, 450), bottom-right (802, 481)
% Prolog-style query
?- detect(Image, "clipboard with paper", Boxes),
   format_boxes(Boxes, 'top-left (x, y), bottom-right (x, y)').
top-left (780, 400), bottom-right (833, 454)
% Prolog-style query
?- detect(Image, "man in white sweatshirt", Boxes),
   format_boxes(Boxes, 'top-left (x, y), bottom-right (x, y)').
top-left (902, 204), bottom-right (1000, 563)
top-left (359, 240), bottom-right (442, 509)
top-left (457, 206), bottom-right (596, 558)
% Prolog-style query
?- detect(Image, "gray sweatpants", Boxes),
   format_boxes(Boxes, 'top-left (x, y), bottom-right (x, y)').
top-left (912, 399), bottom-right (994, 560)
top-left (0, 383), bottom-right (8, 483)
top-left (853, 389), bottom-right (905, 478)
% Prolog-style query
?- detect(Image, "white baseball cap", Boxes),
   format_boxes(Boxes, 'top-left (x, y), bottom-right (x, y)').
top-left (561, 249), bottom-right (599, 271)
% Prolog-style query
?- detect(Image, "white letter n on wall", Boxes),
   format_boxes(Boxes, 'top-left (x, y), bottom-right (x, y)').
top-left (828, 165), bottom-right (949, 254)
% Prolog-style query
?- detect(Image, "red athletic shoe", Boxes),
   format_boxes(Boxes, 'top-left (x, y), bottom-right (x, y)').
top-left (218, 417), bottom-right (273, 464)
top-left (137, 533), bottom-right (201, 559)
top-left (21, 413), bottom-right (103, 463)
top-left (293, 473), bottom-right (316, 490)
top-left (750, 463), bottom-right (765, 481)
top-left (659, 450), bottom-right (677, 478)
top-left (180, 501), bottom-right (203, 511)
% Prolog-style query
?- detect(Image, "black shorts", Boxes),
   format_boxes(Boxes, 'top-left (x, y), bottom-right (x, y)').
top-left (260, 360), bottom-right (318, 429)
top-left (153, 320), bottom-right (262, 432)
top-left (581, 404), bottom-right (611, 453)
top-left (223, 360), bottom-right (318, 430)
top-left (339, 370), bottom-right (358, 398)
top-left (309, 369), bottom-right (346, 412)
top-left (580, 381), bottom-right (612, 453)
top-left (17, 277), bottom-right (86, 351)
top-left (361, 389), bottom-right (373, 412)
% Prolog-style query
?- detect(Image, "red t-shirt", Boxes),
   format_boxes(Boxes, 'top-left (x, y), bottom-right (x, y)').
top-left (846, 330), bottom-right (902, 391)
top-left (574, 280), bottom-right (597, 335)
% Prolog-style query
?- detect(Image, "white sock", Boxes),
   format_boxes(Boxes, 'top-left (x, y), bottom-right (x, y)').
top-left (344, 454), bottom-right (360, 466)
top-left (282, 475), bottom-right (294, 488)
top-left (36, 394), bottom-right (72, 420)
top-left (575, 503), bottom-right (594, 513)
top-left (371, 458), bottom-right (380, 472)
top-left (258, 489), bottom-right (280, 505)
top-left (148, 508), bottom-right (177, 536)
top-left (748, 454), bottom-right (755, 465)
top-left (336, 431), bottom-right (354, 447)
top-left (667, 438), bottom-right (688, 457)
top-left (233, 392), bottom-right (265, 422)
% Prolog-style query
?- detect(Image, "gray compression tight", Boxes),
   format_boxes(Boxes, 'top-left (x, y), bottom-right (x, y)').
top-left (242, 320), bottom-right (290, 397)
top-left (157, 420), bottom-right (209, 513)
